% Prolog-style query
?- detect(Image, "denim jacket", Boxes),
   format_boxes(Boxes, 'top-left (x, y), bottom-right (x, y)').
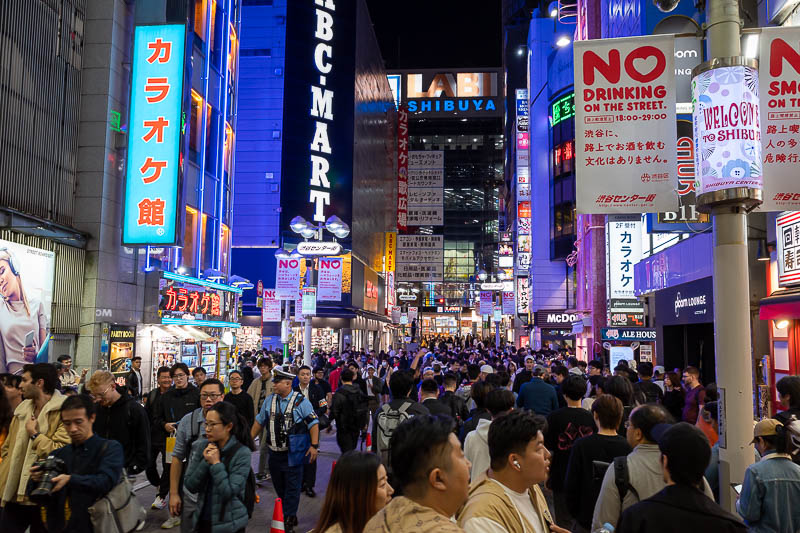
top-left (736, 450), bottom-right (800, 533)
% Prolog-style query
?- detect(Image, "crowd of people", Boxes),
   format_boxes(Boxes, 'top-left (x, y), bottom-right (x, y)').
top-left (0, 339), bottom-right (799, 532)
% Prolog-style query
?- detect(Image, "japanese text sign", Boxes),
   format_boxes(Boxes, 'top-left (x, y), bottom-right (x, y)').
top-left (516, 277), bottom-right (530, 316)
top-left (777, 211), bottom-right (800, 287)
top-left (385, 232), bottom-right (396, 272)
top-left (262, 290), bottom-right (282, 322)
top-left (479, 291), bottom-right (493, 316)
top-left (302, 287), bottom-right (317, 316)
top-left (692, 65), bottom-right (762, 196)
top-left (407, 151), bottom-right (444, 226)
top-left (760, 28), bottom-right (800, 211)
top-left (159, 278), bottom-right (235, 324)
top-left (318, 257), bottom-right (343, 301)
top-left (275, 258), bottom-right (302, 300)
top-left (575, 35), bottom-right (677, 213)
top-left (397, 105), bottom-right (409, 231)
top-left (502, 291), bottom-right (515, 315)
top-left (607, 215), bottom-right (642, 299)
top-left (123, 24), bottom-right (186, 245)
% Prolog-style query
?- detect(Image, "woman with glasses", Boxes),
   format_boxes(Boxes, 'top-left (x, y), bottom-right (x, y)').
top-left (0, 247), bottom-right (49, 374)
top-left (184, 401), bottom-right (255, 533)
top-left (224, 371), bottom-right (254, 427)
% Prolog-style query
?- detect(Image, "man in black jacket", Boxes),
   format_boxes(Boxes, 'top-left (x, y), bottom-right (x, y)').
top-left (124, 356), bottom-right (144, 400)
top-left (145, 366), bottom-right (173, 509)
top-left (31, 394), bottom-right (125, 533)
top-left (633, 362), bottom-right (664, 405)
top-left (331, 369), bottom-right (368, 454)
top-left (617, 422), bottom-right (746, 533)
top-left (419, 378), bottom-right (452, 417)
top-left (87, 370), bottom-right (150, 478)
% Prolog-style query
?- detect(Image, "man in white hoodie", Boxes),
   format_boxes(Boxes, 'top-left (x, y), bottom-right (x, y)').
top-left (464, 388), bottom-right (516, 480)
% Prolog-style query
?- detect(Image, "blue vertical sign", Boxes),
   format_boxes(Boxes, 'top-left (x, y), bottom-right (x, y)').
top-left (123, 24), bottom-right (186, 245)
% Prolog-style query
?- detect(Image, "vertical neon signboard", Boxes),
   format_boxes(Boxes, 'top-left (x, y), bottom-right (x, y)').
top-left (123, 24), bottom-right (186, 245)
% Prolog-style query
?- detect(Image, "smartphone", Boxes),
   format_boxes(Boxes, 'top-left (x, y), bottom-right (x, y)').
top-left (732, 483), bottom-right (743, 495)
top-left (25, 331), bottom-right (35, 348)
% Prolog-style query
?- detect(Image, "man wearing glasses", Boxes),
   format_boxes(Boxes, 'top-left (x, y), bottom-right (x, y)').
top-left (153, 363), bottom-right (200, 529)
top-left (86, 370), bottom-right (150, 481)
top-left (165, 378), bottom-right (225, 532)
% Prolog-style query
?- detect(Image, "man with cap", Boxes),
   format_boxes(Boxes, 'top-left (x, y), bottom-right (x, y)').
top-left (478, 364), bottom-right (494, 382)
top-left (251, 367), bottom-right (320, 533)
top-left (737, 418), bottom-right (800, 532)
top-left (617, 422), bottom-right (746, 533)
top-left (516, 364), bottom-right (559, 416)
top-left (513, 355), bottom-right (535, 394)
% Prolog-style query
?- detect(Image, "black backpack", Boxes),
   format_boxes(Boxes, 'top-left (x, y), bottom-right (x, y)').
top-left (220, 442), bottom-right (256, 518)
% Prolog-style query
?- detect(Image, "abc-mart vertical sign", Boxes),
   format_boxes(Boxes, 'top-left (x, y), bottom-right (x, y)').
top-left (123, 24), bottom-right (186, 245)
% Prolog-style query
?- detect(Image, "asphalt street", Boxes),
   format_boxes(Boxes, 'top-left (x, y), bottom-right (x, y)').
top-left (135, 429), bottom-right (342, 533)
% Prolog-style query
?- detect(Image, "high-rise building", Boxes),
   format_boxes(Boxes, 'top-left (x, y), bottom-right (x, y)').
top-left (232, 0), bottom-right (397, 353)
top-left (388, 69), bottom-right (504, 338)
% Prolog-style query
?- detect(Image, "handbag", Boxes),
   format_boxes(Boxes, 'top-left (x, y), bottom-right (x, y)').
top-left (87, 443), bottom-right (147, 533)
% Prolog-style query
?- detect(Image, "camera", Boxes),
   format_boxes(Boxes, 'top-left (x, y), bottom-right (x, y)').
top-left (30, 455), bottom-right (67, 503)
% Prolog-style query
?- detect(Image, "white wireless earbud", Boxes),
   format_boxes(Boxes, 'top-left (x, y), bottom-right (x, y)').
top-left (513, 460), bottom-right (521, 469)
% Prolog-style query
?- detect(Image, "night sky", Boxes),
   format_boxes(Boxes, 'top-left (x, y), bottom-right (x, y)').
top-left (366, 0), bottom-right (503, 69)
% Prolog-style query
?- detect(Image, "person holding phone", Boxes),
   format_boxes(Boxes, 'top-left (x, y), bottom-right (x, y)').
top-left (0, 248), bottom-right (48, 375)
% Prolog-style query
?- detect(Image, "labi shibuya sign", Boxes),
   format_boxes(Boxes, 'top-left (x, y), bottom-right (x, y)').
top-left (391, 69), bottom-right (504, 118)
top-left (574, 28), bottom-right (800, 214)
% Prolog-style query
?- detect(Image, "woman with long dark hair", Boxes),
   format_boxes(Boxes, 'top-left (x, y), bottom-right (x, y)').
top-left (313, 451), bottom-right (393, 533)
top-left (184, 401), bottom-right (256, 533)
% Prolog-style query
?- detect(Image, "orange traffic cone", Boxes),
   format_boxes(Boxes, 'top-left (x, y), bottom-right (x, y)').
top-left (270, 498), bottom-right (285, 533)
top-left (365, 432), bottom-right (372, 448)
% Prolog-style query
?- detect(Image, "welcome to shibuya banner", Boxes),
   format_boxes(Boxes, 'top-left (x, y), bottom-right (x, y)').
top-left (574, 28), bottom-right (800, 214)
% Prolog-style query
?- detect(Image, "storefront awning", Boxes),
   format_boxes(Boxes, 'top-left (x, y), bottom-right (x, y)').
top-left (759, 289), bottom-right (800, 320)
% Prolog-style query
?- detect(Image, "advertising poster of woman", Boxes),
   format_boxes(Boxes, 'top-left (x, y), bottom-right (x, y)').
top-left (0, 239), bottom-right (55, 374)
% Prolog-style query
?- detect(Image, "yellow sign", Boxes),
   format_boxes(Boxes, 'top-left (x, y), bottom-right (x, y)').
top-left (385, 232), bottom-right (397, 272)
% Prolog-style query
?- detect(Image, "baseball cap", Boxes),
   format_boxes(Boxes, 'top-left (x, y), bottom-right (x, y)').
top-left (480, 364), bottom-right (494, 374)
top-left (524, 355), bottom-right (535, 362)
top-left (568, 367), bottom-right (583, 376)
top-left (751, 419), bottom-right (783, 443)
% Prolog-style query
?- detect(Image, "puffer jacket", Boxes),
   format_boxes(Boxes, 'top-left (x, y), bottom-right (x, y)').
top-left (183, 436), bottom-right (251, 533)
top-left (0, 391), bottom-right (70, 505)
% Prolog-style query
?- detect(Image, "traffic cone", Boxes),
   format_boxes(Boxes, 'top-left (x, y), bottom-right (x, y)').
top-left (270, 498), bottom-right (285, 533)
top-left (365, 432), bottom-right (372, 448)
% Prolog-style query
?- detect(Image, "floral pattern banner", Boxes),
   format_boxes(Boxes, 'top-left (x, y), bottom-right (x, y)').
top-left (692, 66), bottom-right (762, 195)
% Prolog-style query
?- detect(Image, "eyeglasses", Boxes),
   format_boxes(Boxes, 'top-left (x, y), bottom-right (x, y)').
top-left (200, 393), bottom-right (223, 400)
top-left (90, 384), bottom-right (114, 400)
top-left (204, 421), bottom-right (224, 429)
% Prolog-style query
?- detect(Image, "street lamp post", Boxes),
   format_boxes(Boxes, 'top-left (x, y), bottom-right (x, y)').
top-left (290, 215), bottom-right (350, 368)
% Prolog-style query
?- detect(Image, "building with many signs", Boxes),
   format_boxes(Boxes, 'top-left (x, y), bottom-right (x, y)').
top-left (0, 0), bottom-right (245, 387)
top-left (387, 68), bottom-right (504, 338)
top-left (232, 0), bottom-right (397, 353)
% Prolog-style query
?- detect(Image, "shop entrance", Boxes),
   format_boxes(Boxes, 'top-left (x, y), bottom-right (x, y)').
top-left (662, 323), bottom-right (716, 385)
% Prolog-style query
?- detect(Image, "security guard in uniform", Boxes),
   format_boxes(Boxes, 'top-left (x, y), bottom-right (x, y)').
top-left (251, 368), bottom-right (319, 533)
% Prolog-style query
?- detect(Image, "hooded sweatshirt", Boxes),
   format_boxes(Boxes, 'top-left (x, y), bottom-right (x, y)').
top-left (363, 496), bottom-right (464, 533)
top-left (464, 418), bottom-right (491, 481)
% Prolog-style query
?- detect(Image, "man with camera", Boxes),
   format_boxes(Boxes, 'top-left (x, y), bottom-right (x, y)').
top-left (29, 394), bottom-right (124, 533)
top-left (0, 363), bottom-right (70, 533)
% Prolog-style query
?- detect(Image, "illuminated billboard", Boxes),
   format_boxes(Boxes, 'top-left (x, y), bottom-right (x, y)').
top-left (122, 24), bottom-right (186, 245)
top-left (388, 69), bottom-right (503, 117)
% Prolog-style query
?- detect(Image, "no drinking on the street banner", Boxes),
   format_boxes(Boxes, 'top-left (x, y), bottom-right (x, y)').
top-left (575, 34), bottom-right (677, 213)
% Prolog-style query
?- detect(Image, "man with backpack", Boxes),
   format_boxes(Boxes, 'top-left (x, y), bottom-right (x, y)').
top-left (371, 370), bottom-right (429, 474)
top-left (331, 368), bottom-right (368, 454)
top-left (591, 404), bottom-right (714, 532)
top-left (441, 372), bottom-right (470, 434)
top-left (633, 362), bottom-right (663, 405)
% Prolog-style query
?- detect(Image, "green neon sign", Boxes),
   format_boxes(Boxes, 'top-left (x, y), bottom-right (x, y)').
top-left (551, 93), bottom-right (575, 127)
